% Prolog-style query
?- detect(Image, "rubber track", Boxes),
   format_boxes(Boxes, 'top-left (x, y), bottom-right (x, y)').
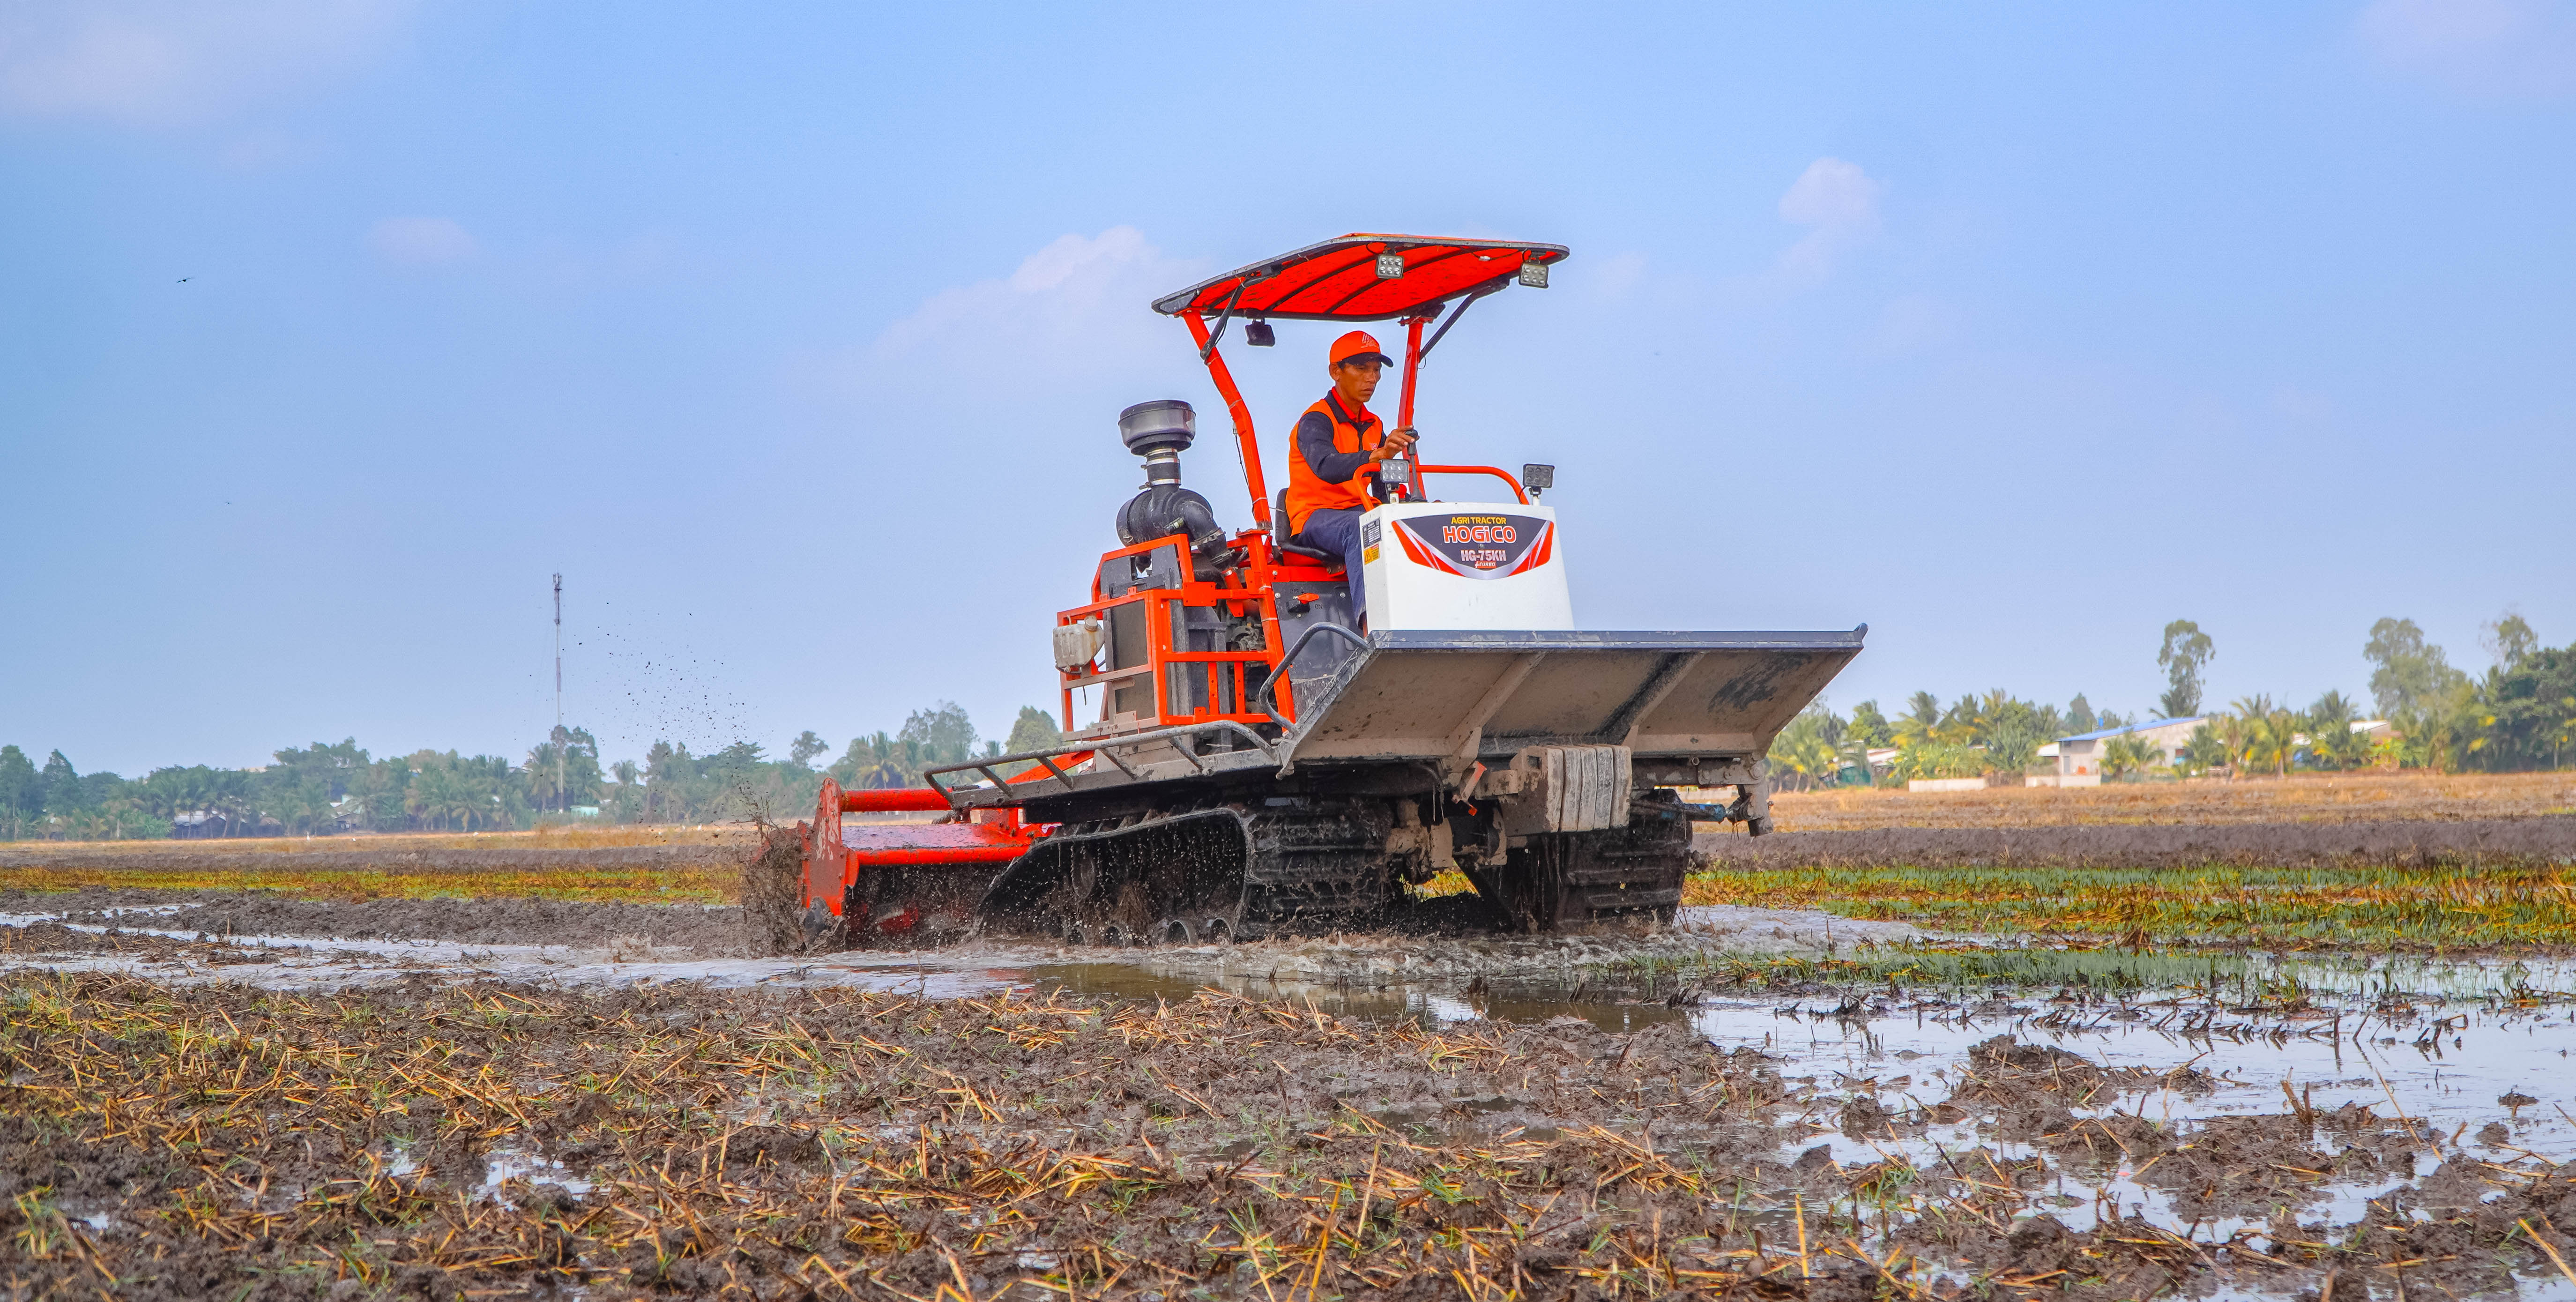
top-left (1563, 807), bottom-right (1690, 916)
top-left (1501, 803), bottom-right (1691, 930)
top-left (1239, 805), bottom-right (1386, 936)
top-left (979, 803), bottom-right (1389, 939)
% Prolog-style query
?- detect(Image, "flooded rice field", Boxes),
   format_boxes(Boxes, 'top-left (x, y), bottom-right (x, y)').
top-left (5, 893), bottom-right (2576, 1298)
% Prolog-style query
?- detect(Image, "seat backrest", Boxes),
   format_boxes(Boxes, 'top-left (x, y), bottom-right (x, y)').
top-left (1271, 487), bottom-right (1342, 572)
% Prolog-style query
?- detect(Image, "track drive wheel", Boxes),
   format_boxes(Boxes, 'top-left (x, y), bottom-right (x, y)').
top-left (1489, 790), bottom-right (1690, 931)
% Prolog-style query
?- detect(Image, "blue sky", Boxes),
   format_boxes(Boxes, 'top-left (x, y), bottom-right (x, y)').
top-left (4, 1), bottom-right (2572, 776)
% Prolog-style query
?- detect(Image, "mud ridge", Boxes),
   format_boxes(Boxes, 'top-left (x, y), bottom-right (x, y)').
top-left (37, 893), bottom-right (746, 955)
top-left (0, 841), bottom-right (745, 873)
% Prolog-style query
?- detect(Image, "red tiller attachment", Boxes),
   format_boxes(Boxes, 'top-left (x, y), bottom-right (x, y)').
top-left (801, 777), bottom-right (1055, 940)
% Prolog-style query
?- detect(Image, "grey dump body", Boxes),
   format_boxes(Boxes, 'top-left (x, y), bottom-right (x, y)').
top-left (1275, 628), bottom-right (1862, 769)
top-left (951, 626), bottom-right (1863, 939)
top-left (945, 627), bottom-right (1864, 808)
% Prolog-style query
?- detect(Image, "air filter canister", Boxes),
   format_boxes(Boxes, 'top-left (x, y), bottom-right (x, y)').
top-left (1117, 400), bottom-right (1196, 457)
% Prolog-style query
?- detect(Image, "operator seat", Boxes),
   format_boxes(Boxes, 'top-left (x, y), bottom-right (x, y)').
top-left (1273, 489), bottom-right (1339, 566)
top-left (1269, 488), bottom-right (1360, 659)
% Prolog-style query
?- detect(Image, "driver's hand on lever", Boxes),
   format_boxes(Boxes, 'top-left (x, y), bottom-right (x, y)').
top-left (1371, 427), bottom-right (1417, 462)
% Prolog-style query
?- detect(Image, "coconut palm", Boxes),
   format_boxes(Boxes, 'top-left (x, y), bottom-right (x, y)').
top-left (2226, 697), bottom-right (2283, 775)
top-left (1894, 692), bottom-right (1943, 751)
top-left (2396, 680), bottom-right (2478, 773)
top-left (2304, 691), bottom-right (2366, 770)
top-left (2263, 706), bottom-right (2302, 776)
top-left (2102, 734), bottom-right (2165, 780)
top-left (1935, 695), bottom-right (1985, 747)
top-left (2211, 714), bottom-right (2251, 777)
top-left (1767, 707), bottom-right (1845, 791)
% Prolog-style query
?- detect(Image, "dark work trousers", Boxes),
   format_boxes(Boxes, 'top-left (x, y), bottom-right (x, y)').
top-left (1294, 507), bottom-right (1369, 620)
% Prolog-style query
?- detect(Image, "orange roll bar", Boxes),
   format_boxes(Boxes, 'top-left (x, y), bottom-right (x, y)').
top-left (1184, 310), bottom-right (1271, 530)
top-left (1414, 464), bottom-right (1529, 504)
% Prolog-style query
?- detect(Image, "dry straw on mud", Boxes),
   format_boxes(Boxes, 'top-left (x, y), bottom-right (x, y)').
top-left (5, 971), bottom-right (2576, 1300)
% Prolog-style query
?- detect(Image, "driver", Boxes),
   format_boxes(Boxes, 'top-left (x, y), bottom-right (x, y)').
top-left (1283, 330), bottom-right (1416, 622)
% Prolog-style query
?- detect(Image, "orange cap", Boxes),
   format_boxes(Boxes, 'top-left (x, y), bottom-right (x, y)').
top-left (1329, 330), bottom-right (1393, 369)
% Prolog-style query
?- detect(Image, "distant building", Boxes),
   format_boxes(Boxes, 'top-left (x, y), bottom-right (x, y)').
top-left (2040, 716), bottom-right (2209, 786)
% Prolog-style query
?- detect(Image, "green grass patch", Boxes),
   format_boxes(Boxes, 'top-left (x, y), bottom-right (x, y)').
top-left (1685, 862), bottom-right (2576, 950)
top-left (1602, 942), bottom-right (2576, 1000)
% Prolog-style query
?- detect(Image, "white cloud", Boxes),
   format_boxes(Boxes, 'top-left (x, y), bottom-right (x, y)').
top-left (368, 216), bottom-right (477, 266)
top-left (1777, 157), bottom-right (1884, 279)
top-left (843, 226), bottom-right (1209, 394)
top-left (0, 0), bottom-right (409, 126)
top-left (1780, 157), bottom-right (1884, 229)
top-left (2357, 0), bottom-right (2576, 99)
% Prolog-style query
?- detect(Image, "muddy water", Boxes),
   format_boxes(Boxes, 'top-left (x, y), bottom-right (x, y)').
top-left (11, 900), bottom-right (2576, 1295)
top-left (1689, 997), bottom-right (2576, 1235)
top-left (1036, 959), bottom-right (2576, 1164)
top-left (1026, 957), bottom-right (2576, 1297)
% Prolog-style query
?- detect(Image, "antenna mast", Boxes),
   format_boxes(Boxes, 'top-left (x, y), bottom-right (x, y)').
top-left (553, 573), bottom-right (564, 814)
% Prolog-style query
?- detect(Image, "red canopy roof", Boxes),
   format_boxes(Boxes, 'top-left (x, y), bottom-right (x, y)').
top-left (1151, 234), bottom-right (1568, 322)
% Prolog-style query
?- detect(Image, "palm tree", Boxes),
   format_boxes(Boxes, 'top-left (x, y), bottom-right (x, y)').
top-left (2212, 714), bottom-right (2250, 777)
top-left (1767, 707), bottom-right (1844, 792)
top-left (1773, 732), bottom-right (1839, 791)
top-left (1935, 695), bottom-right (1984, 746)
top-left (2304, 691), bottom-right (2364, 770)
top-left (2264, 706), bottom-right (2301, 776)
top-left (411, 762), bottom-right (470, 831)
top-left (2102, 734), bottom-right (2165, 780)
top-left (1894, 692), bottom-right (1942, 751)
top-left (452, 764), bottom-right (498, 833)
top-left (2226, 697), bottom-right (2279, 775)
top-left (610, 760), bottom-right (641, 821)
top-left (2396, 681), bottom-right (2477, 773)
top-left (837, 732), bottom-right (912, 790)
top-left (527, 740), bottom-right (561, 813)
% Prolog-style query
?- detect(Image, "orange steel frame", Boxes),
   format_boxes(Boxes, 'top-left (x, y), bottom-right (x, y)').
top-left (1057, 531), bottom-right (1313, 732)
top-left (812, 286), bottom-right (1536, 922)
top-left (1051, 309), bottom-right (1529, 735)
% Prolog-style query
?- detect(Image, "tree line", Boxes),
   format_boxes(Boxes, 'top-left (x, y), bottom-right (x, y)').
top-left (13, 606), bottom-right (2567, 836)
top-left (0, 702), bottom-right (1065, 841)
top-left (1765, 611), bottom-right (2576, 789)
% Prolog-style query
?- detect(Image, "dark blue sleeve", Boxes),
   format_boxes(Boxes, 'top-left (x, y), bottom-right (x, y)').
top-left (1296, 410), bottom-right (1374, 484)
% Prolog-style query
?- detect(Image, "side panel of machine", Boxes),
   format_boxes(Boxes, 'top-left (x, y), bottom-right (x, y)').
top-left (1359, 501), bottom-right (1573, 632)
top-left (1282, 629), bottom-right (1864, 763)
top-left (1273, 578), bottom-right (1360, 702)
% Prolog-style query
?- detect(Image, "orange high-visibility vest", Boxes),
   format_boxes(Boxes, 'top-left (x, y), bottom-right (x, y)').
top-left (1283, 391), bottom-right (1384, 536)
